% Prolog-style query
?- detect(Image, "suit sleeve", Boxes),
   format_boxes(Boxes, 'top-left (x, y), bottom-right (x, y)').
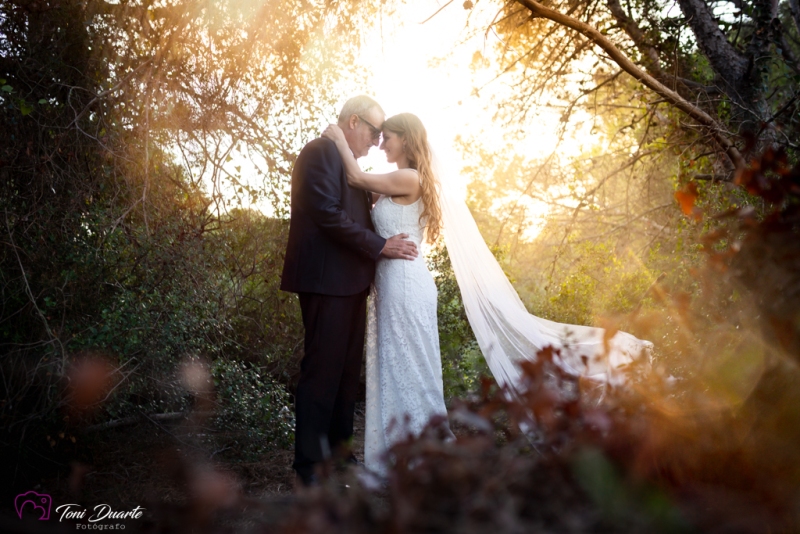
top-left (300, 140), bottom-right (386, 260)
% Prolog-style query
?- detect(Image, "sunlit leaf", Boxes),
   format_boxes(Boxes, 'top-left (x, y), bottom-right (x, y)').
top-left (674, 182), bottom-right (698, 216)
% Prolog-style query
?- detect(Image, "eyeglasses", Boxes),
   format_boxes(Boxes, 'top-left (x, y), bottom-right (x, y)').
top-left (357, 115), bottom-right (382, 140)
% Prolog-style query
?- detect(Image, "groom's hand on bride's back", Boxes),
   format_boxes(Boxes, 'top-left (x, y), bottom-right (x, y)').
top-left (381, 234), bottom-right (418, 260)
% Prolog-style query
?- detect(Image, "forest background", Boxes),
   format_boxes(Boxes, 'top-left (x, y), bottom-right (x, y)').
top-left (1, 0), bottom-right (799, 532)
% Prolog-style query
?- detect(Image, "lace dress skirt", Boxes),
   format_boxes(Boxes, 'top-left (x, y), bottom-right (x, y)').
top-left (364, 196), bottom-right (449, 475)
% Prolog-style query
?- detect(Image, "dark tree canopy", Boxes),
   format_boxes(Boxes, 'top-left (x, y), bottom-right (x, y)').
top-left (0, 0), bottom-right (370, 486)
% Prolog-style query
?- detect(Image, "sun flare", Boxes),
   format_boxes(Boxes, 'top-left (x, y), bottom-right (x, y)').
top-left (218, 0), bottom-right (603, 244)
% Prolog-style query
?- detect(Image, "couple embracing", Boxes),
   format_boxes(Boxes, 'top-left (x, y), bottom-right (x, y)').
top-left (281, 95), bottom-right (655, 486)
top-left (280, 95), bottom-right (447, 485)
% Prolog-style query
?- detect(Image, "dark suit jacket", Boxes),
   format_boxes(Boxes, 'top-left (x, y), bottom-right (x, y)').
top-left (280, 138), bottom-right (386, 296)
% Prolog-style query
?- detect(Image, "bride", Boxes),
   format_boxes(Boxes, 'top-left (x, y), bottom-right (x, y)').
top-left (322, 113), bottom-right (652, 475)
top-left (322, 113), bottom-right (449, 475)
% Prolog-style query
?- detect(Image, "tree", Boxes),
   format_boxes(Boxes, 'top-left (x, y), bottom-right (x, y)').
top-left (468, 0), bottom-right (798, 175)
top-left (0, 0), bottom-right (374, 489)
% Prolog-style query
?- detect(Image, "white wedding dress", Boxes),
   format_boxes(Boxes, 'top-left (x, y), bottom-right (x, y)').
top-left (364, 194), bottom-right (449, 475)
top-left (361, 158), bottom-right (653, 476)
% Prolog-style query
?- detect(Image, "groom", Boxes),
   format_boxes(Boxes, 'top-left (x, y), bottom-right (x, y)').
top-left (280, 95), bottom-right (418, 486)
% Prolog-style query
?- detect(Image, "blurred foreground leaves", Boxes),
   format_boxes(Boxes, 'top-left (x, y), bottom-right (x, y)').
top-left (275, 152), bottom-right (800, 534)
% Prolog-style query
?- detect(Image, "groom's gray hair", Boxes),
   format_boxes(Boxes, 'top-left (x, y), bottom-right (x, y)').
top-left (338, 95), bottom-right (384, 126)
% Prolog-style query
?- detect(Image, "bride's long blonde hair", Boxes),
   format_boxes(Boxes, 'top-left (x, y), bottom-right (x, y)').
top-left (382, 113), bottom-right (441, 243)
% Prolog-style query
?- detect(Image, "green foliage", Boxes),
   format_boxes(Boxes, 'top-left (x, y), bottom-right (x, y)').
top-left (572, 446), bottom-right (689, 531)
top-left (209, 210), bottom-right (304, 379)
top-left (543, 240), bottom-right (653, 326)
top-left (0, 0), bottom-right (366, 483)
top-left (211, 359), bottom-right (294, 457)
top-left (429, 245), bottom-right (490, 400)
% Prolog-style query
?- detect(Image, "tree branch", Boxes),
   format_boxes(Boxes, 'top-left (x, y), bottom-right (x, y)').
top-left (743, 0), bottom-right (779, 63)
top-left (675, 0), bottom-right (747, 86)
top-left (5, 209), bottom-right (66, 373)
top-left (512, 0), bottom-right (745, 170)
top-left (789, 0), bottom-right (800, 36)
top-left (65, 58), bottom-right (153, 131)
top-left (420, 0), bottom-right (454, 24)
top-left (606, 0), bottom-right (663, 74)
top-left (776, 20), bottom-right (800, 76)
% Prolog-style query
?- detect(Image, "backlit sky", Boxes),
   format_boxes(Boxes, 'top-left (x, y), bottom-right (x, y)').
top-left (227, 1), bottom-right (598, 239)
top-left (327, 1), bottom-right (567, 239)
top-left (342, 1), bottom-right (564, 177)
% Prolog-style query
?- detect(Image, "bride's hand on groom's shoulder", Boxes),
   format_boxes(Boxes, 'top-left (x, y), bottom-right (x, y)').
top-left (380, 234), bottom-right (418, 261)
top-left (321, 124), bottom-right (345, 144)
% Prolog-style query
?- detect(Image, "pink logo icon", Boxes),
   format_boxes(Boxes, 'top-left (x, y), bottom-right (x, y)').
top-left (14, 491), bottom-right (52, 520)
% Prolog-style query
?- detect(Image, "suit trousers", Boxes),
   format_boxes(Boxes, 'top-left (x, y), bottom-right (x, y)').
top-left (293, 289), bottom-right (368, 480)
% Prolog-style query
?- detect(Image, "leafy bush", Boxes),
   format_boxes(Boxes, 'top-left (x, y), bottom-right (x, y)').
top-left (0, 0), bottom-right (353, 492)
top-left (429, 245), bottom-right (490, 400)
top-left (210, 359), bottom-right (294, 458)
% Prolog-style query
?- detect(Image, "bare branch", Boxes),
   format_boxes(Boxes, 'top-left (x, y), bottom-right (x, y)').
top-left (4, 210), bottom-right (65, 373)
top-left (420, 0), bottom-right (455, 24)
top-left (513, 0), bottom-right (746, 170)
top-left (606, 0), bottom-right (662, 74)
top-left (65, 58), bottom-right (153, 131)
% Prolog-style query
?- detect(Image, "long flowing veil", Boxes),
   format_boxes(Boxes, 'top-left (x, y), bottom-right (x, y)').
top-left (434, 153), bottom-right (652, 390)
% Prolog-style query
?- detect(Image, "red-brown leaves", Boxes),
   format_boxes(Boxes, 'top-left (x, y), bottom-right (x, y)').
top-left (675, 181), bottom-right (702, 221)
top-left (735, 147), bottom-right (800, 203)
top-left (66, 355), bottom-right (115, 413)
